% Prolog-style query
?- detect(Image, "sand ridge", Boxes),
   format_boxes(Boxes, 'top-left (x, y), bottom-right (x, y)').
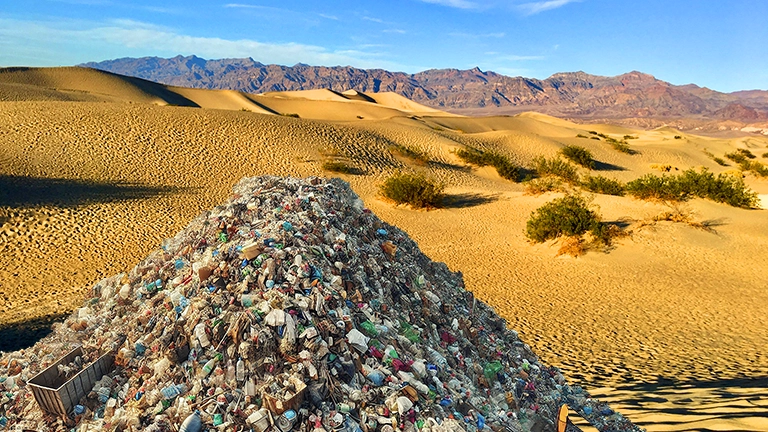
top-left (2, 67), bottom-right (768, 430)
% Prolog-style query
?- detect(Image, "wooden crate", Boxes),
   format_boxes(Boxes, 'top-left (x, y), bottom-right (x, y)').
top-left (28, 346), bottom-right (115, 415)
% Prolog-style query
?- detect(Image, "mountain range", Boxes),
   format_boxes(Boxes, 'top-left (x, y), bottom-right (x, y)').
top-left (83, 55), bottom-right (768, 123)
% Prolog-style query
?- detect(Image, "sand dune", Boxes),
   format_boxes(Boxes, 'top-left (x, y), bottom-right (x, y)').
top-left (1, 67), bottom-right (768, 431)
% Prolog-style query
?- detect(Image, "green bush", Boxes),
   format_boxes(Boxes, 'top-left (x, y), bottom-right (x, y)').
top-left (725, 152), bottom-right (747, 164)
top-left (625, 168), bottom-right (758, 208)
top-left (605, 137), bottom-right (635, 154)
top-left (455, 147), bottom-right (520, 181)
top-left (741, 160), bottom-right (768, 177)
top-left (624, 135), bottom-right (638, 140)
top-left (322, 161), bottom-right (356, 174)
top-left (712, 157), bottom-right (728, 166)
top-left (525, 195), bottom-right (604, 243)
top-left (762, 152), bottom-right (768, 159)
top-left (533, 157), bottom-right (579, 184)
top-left (581, 175), bottom-right (625, 196)
top-left (560, 145), bottom-right (595, 169)
top-left (737, 149), bottom-right (756, 159)
top-left (380, 172), bottom-right (444, 208)
top-left (524, 177), bottom-right (564, 195)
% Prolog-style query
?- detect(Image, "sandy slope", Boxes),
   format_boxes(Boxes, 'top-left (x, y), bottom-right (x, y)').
top-left (2, 68), bottom-right (768, 431)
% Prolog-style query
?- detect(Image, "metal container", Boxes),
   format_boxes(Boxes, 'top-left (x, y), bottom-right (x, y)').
top-left (28, 346), bottom-right (115, 415)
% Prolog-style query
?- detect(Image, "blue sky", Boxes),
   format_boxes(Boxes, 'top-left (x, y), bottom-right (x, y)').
top-left (1, 0), bottom-right (766, 92)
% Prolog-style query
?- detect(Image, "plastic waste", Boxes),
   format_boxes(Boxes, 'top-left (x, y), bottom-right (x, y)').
top-left (179, 410), bottom-right (203, 432)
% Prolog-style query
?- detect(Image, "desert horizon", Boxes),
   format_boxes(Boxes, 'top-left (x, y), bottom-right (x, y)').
top-left (1, 64), bottom-right (767, 430)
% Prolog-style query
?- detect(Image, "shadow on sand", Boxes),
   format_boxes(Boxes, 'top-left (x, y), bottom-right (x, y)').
top-left (593, 160), bottom-right (628, 171)
top-left (442, 193), bottom-right (500, 208)
top-left (0, 313), bottom-right (69, 352)
top-left (589, 375), bottom-right (768, 432)
top-left (0, 175), bottom-right (184, 208)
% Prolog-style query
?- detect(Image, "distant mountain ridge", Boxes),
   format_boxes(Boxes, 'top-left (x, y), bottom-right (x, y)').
top-left (82, 55), bottom-right (768, 121)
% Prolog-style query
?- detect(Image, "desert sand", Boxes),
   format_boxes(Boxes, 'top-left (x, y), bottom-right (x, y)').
top-left (1, 67), bottom-right (767, 431)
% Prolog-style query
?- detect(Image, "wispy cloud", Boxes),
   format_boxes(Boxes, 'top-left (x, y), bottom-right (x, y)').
top-left (518, 0), bottom-right (579, 15)
top-left (492, 67), bottom-right (532, 77)
top-left (417, 0), bottom-right (479, 9)
top-left (319, 13), bottom-right (339, 20)
top-left (383, 29), bottom-right (407, 34)
top-left (0, 18), bottom-right (412, 71)
top-left (362, 16), bottom-right (384, 23)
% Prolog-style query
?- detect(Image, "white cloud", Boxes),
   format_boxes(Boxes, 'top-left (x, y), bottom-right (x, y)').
top-left (0, 18), bottom-right (412, 71)
top-left (493, 67), bottom-right (532, 76)
top-left (383, 29), bottom-right (407, 34)
top-left (362, 16), bottom-right (384, 23)
top-left (418, 0), bottom-right (478, 9)
top-left (319, 13), bottom-right (339, 20)
top-left (518, 0), bottom-right (579, 15)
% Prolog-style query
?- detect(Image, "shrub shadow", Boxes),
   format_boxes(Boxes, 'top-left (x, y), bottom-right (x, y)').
top-left (593, 160), bottom-right (628, 171)
top-left (442, 193), bottom-right (500, 208)
top-left (0, 175), bottom-right (185, 208)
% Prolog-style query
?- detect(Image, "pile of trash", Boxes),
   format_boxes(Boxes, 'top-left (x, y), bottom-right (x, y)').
top-left (0, 176), bottom-right (643, 432)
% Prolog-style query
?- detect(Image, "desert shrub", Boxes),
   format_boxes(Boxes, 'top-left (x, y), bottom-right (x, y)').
top-left (590, 136), bottom-right (601, 141)
top-left (525, 194), bottom-right (603, 243)
top-left (674, 135), bottom-right (682, 139)
top-left (281, 113), bottom-right (300, 118)
top-left (741, 160), bottom-right (768, 177)
top-left (560, 145), bottom-right (595, 169)
top-left (703, 149), bottom-right (728, 166)
top-left (626, 173), bottom-right (685, 201)
top-left (737, 149), bottom-right (756, 159)
top-left (524, 177), bottom-right (565, 195)
top-left (588, 131), bottom-right (598, 135)
top-left (725, 152), bottom-right (747, 164)
top-left (624, 135), bottom-right (638, 140)
top-left (533, 157), bottom-right (579, 184)
top-left (576, 134), bottom-right (589, 139)
top-left (380, 172), bottom-right (444, 208)
top-left (626, 168), bottom-right (758, 208)
top-left (762, 152), bottom-right (768, 158)
top-left (650, 163), bottom-right (675, 172)
top-left (605, 137), bottom-right (635, 154)
top-left (389, 144), bottom-right (429, 165)
top-left (455, 147), bottom-right (520, 181)
top-left (581, 175), bottom-right (625, 196)
top-left (322, 161), bottom-right (356, 174)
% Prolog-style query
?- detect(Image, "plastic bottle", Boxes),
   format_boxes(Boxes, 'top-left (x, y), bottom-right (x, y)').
top-left (194, 322), bottom-right (211, 348)
top-left (226, 359), bottom-right (236, 383)
top-left (199, 354), bottom-right (221, 378)
top-left (161, 383), bottom-right (186, 399)
top-left (236, 357), bottom-right (246, 382)
top-left (179, 410), bottom-right (202, 432)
